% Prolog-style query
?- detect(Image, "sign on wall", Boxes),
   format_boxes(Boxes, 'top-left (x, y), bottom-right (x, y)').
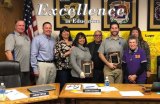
top-left (102, 0), bottom-right (138, 30)
top-left (147, 0), bottom-right (160, 31)
top-left (54, 0), bottom-right (90, 30)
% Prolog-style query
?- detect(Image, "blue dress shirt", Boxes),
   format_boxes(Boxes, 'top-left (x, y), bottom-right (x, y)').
top-left (31, 34), bottom-right (55, 71)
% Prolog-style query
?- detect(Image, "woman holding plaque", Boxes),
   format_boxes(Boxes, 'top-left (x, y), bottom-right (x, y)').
top-left (70, 32), bottom-right (92, 83)
top-left (55, 26), bottom-right (74, 90)
top-left (129, 27), bottom-right (151, 79)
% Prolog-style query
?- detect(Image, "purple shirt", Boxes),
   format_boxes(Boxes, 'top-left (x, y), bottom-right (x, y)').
top-left (122, 48), bottom-right (147, 82)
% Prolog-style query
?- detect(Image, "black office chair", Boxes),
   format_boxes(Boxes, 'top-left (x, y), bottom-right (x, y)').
top-left (0, 60), bottom-right (21, 88)
top-left (157, 56), bottom-right (160, 81)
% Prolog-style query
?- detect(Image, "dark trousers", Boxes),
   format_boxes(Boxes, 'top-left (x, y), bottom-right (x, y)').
top-left (71, 77), bottom-right (92, 83)
top-left (92, 70), bottom-right (104, 83)
top-left (21, 72), bottom-right (31, 86)
top-left (56, 69), bottom-right (71, 90)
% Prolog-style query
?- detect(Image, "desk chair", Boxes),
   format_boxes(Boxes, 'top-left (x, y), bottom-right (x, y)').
top-left (0, 60), bottom-right (21, 88)
top-left (157, 56), bottom-right (160, 81)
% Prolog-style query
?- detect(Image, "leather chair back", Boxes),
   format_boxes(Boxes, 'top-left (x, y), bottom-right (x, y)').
top-left (157, 56), bottom-right (160, 81)
top-left (0, 61), bottom-right (21, 88)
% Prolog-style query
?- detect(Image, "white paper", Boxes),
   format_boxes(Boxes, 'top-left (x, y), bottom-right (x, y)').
top-left (119, 91), bottom-right (144, 96)
top-left (5, 89), bottom-right (28, 100)
top-left (82, 83), bottom-right (98, 89)
top-left (65, 84), bottom-right (81, 90)
top-left (98, 87), bottom-right (118, 92)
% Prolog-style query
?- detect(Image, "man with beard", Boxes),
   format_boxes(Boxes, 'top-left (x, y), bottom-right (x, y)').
top-left (98, 22), bottom-right (127, 83)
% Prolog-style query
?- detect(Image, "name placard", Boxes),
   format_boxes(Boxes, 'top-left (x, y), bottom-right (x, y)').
top-left (83, 89), bottom-right (101, 93)
top-left (30, 91), bottom-right (49, 98)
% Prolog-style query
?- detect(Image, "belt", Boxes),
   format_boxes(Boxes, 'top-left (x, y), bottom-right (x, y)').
top-left (38, 60), bottom-right (54, 63)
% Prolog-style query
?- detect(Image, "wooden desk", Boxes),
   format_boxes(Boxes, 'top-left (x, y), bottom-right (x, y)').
top-left (0, 83), bottom-right (60, 104)
top-left (59, 83), bottom-right (160, 104)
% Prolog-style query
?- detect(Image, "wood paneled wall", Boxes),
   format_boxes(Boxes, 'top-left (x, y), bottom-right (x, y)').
top-left (0, 0), bottom-right (23, 60)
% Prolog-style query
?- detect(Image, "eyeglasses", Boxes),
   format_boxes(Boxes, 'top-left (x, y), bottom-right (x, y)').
top-left (94, 34), bottom-right (102, 37)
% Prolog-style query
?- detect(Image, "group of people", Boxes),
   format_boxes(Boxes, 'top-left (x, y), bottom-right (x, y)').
top-left (4, 20), bottom-right (151, 89)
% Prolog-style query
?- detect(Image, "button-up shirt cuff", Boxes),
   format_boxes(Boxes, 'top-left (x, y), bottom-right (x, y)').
top-left (33, 68), bottom-right (39, 75)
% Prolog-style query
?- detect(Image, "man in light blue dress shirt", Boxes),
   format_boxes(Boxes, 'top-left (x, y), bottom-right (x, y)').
top-left (31, 22), bottom-right (56, 84)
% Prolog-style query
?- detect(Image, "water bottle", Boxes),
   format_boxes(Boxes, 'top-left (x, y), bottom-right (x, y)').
top-left (105, 76), bottom-right (110, 87)
top-left (0, 83), bottom-right (6, 101)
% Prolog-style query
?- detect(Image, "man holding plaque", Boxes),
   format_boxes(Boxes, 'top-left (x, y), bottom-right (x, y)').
top-left (98, 22), bottom-right (127, 83)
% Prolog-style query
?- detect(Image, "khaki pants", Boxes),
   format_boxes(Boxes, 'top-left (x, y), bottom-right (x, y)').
top-left (36, 62), bottom-right (57, 85)
top-left (103, 65), bottom-right (123, 83)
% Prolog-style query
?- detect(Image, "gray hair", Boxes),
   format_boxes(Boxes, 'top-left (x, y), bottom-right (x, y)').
top-left (128, 35), bottom-right (138, 44)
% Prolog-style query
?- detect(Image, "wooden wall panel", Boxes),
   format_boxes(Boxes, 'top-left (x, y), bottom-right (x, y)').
top-left (0, 0), bottom-right (23, 60)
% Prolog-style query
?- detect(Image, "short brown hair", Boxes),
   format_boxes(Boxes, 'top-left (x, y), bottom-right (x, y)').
top-left (15, 19), bottom-right (25, 24)
top-left (43, 22), bottom-right (52, 27)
